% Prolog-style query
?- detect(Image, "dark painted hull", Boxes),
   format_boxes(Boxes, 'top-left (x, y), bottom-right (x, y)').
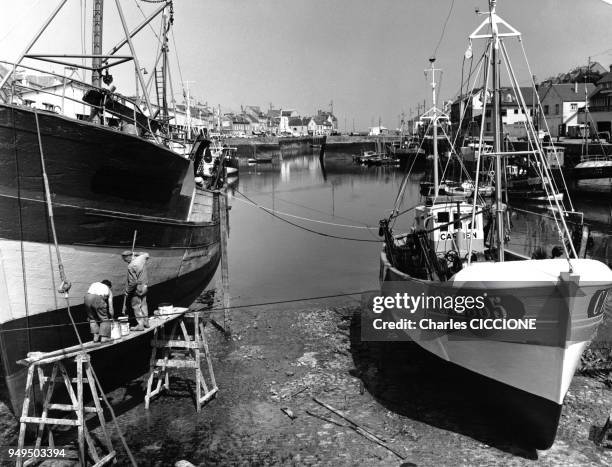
top-left (0, 251), bottom-right (220, 413)
top-left (0, 103), bottom-right (222, 412)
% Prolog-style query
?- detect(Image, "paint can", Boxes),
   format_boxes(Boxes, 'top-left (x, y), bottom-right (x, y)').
top-left (110, 321), bottom-right (122, 340)
top-left (158, 303), bottom-right (173, 316)
top-left (118, 316), bottom-right (130, 336)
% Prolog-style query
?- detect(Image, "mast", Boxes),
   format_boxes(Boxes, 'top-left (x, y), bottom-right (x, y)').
top-left (490, 0), bottom-right (504, 261)
top-left (161, 4), bottom-right (170, 120)
top-left (426, 58), bottom-right (440, 197)
top-left (91, 0), bottom-right (104, 89)
top-left (584, 57), bottom-right (590, 157)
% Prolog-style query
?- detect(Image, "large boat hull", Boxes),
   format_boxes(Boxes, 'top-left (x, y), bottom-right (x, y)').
top-left (378, 251), bottom-right (612, 448)
top-left (0, 103), bottom-right (223, 412)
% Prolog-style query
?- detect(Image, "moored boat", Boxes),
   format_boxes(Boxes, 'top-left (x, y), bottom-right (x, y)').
top-left (377, 1), bottom-right (612, 449)
top-left (0, 0), bottom-right (224, 412)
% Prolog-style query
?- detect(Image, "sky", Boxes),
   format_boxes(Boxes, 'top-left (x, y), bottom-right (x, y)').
top-left (2, 0), bottom-right (612, 131)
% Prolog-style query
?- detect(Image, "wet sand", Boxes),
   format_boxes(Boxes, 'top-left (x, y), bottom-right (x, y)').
top-left (2, 298), bottom-right (612, 466)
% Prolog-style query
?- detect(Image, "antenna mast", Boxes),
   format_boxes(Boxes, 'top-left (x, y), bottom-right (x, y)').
top-left (91, 0), bottom-right (104, 89)
top-left (425, 57), bottom-right (441, 197)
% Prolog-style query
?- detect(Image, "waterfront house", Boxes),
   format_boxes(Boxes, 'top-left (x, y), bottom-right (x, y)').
top-left (538, 83), bottom-right (595, 137)
top-left (315, 110), bottom-right (338, 133)
top-left (369, 125), bottom-right (389, 136)
top-left (288, 116), bottom-right (310, 136)
top-left (16, 78), bottom-right (90, 121)
top-left (279, 109), bottom-right (296, 133)
top-left (451, 86), bottom-right (536, 139)
top-left (577, 66), bottom-right (612, 138)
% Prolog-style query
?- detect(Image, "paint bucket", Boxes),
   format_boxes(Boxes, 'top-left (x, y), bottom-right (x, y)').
top-left (110, 321), bottom-right (122, 340)
top-left (158, 303), bottom-right (173, 316)
top-left (118, 317), bottom-right (130, 336)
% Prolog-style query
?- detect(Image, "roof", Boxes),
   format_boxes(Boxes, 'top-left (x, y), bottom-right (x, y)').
top-left (499, 87), bottom-right (536, 106)
top-left (313, 115), bottom-right (330, 125)
top-left (288, 116), bottom-right (305, 126)
top-left (597, 71), bottom-right (612, 85)
top-left (232, 115), bottom-right (250, 124)
top-left (267, 109), bottom-right (281, 118)
top-left (281, 110), bottom-right (293, 117)
top-left (539, 83), bottom-right (595, 102)
top-left (243, 114), bottom-right (259, 123)
top-left (245, 105), bottom-right (262, 115)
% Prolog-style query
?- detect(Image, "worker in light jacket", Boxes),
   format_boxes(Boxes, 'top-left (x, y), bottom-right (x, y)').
top-left (84, 279), bottom-right (114, 342)
top-left (121, 251), bottom-right (150, 331)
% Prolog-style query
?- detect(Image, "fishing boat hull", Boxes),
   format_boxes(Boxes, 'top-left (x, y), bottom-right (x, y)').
top-left (0, 103), bottom-right (223, 412)
top-left (378, 252), bottom-right (612, 448)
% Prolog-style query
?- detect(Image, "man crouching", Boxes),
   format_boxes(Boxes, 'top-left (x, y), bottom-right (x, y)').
top-left (84, 279), bottom-right (114, 342)
top-left (122, 251), bottom-right (151, 331)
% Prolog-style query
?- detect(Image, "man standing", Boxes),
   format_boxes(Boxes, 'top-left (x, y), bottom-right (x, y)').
top-left (84, 279), bottom-right (114, 342)
top-left (122, 251), bottom-right (150, 331)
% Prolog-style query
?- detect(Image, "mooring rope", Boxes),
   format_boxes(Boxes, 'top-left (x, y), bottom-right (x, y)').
top-left (0, 290), bottom-right (369, 334)
top-left (234, 189), bottom-right (381, 242)
top-left (232, 195), bottom-right (377, 230)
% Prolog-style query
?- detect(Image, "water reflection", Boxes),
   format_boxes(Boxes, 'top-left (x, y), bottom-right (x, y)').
top-left (227, 151), bottom-right (612, 307)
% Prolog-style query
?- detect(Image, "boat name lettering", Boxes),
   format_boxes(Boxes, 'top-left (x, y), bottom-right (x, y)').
top-left (439, 231), bottom-right (477, 240)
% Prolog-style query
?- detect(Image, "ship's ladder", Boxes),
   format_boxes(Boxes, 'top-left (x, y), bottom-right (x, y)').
top-left (154, 68), bottom-right (164, 110)
top-left (145, 311), bottom-right (218, 411)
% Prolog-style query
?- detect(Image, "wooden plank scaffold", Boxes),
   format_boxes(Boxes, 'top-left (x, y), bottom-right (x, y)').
top-left (145, 311), bottom-right (218, 411)
top-left (16, 352), bottom-right (116, 466)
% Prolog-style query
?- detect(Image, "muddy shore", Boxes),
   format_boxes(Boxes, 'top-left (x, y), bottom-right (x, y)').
top-left (1, 297), bottom-right (611, 466)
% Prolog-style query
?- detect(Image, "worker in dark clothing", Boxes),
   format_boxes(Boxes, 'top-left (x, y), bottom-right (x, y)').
top-left (121, 251), bottom-right (150, 331)
top-left (84, 279), bottom-right (114, 342)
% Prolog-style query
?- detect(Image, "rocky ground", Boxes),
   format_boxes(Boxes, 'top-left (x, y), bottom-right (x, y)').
top-left (1, 298), bottom-right (612, 466)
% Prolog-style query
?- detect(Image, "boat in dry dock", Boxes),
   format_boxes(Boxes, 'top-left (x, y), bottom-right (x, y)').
top-left (378, 0), bottom-right (612, 449)
top-left (0, 0), bottom-right (223, 412)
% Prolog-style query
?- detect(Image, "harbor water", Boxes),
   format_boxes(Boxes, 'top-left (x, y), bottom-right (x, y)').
top-left (226, 149), bottom-right (612, 310)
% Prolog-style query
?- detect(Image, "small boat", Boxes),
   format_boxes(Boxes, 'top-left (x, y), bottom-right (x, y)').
top-left (353, 150), bottom-right (381, 164)
top-left (378, 1), bottom-right (611, 450)
top-left (247, 156), bottom-right (273, 164)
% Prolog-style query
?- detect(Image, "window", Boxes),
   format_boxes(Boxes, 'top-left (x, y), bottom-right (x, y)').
top-left (23, 99), bottom-right (35, 107)
top-left (555, 104), bottom-right (560, 115)
top-left (485, 109), bottom-right (491, 117)
top-left (514, 109), bottom-right (519, 115)
top-left (42, 103), bottom-right (54, 111)
top-left (571, 103), bottom-right (578, 111)
top-left (544, 105), bottom-right (549, 115)
top-left (486, 122), bottom-right (491, 132)
top-left (501, 109), bottom-right (507, 117)
top-left (437, 212), bottom-right (449, 232)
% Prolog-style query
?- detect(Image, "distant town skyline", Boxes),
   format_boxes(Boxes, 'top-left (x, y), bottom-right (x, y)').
top-left (3, 0), bottom-right (612, 130)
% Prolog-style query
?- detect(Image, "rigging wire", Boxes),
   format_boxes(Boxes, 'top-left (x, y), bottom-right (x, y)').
top-left (234, 189), bottom-right (381, 242)
top-left (0, 290), bottom-right (369, 334)
top-left (134, 0), bottom-right (162, 41)
top-left (232, 196), bottom-right (377, 230)
top-left (432, 0), bottom-right (455, 59)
